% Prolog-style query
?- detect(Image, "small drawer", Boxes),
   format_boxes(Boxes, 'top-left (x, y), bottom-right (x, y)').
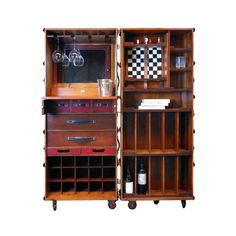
top-left (47, 131), bottom-right (116, 147)
top-left (48, 100), bottom-right (70, 113)
top-left (47, 148), bottom-right (81, 155)
top-left (47, 114), bottom-right (116, 130)
top-left (93, 100), bottom-right (114, 112)
top-left (81, 148), bottom-right (116, 155)
top-left (71, 100), bottom-right (91, 112)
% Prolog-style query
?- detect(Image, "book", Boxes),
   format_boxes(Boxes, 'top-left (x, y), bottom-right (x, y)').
top-left (138, 105), bottom-right (166, 110)
top-left (141, 99), bottom-right (170, 105)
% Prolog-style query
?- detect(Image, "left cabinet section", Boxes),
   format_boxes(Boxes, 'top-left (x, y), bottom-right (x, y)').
top-left (42, 28), bottom-right (118, 210)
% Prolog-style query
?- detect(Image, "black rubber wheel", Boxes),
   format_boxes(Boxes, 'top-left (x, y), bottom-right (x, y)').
top-left (154, 200), bottom-right (159, 205)
top-left (52, 200), bottom-right (57, 211)
top-left (108, 200), bottom-right (116, 209)
top-left (128, 201), bottom-right (137, 210)
top-left (181, 200), bottom-right (186, 208)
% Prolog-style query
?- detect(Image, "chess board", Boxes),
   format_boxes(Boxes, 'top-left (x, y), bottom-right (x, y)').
top-left (127, 46), bottom-right (162, 79)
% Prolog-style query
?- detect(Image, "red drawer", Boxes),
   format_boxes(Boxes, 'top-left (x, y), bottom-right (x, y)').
top-left (47, 148), bottom-right (81, 155)
top-left (71, 100), bottom-right (91, 112)
top-left (51, 100), bottom-right (70, 113)
top-left (92, 100), bottom-right (114, 112)
top-left (81, 148), bottom-right (116, 155)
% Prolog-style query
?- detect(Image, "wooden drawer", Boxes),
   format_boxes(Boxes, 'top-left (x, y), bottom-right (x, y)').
top-left (93, 100), bottom-right (114, 112)
top-left (81, 148), bottom-right (116, 155)
top-left (47, 131), bottom-right (116, 147)
top-left (47, 114), bottom-right (115, 130)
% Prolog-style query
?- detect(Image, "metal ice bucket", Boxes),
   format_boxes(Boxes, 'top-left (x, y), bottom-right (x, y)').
top-left (97, 79), bottom-right (114, 97)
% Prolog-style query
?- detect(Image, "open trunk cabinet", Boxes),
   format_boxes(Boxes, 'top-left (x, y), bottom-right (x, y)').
top-left (43, 28), bottom-right (194, 210)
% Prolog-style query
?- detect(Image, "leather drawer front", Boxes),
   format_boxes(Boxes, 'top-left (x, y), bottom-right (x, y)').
top-left (47, 147), bottom-right (81, 155)
top-left (81, 148), bottom-right (116, 155)
top-left (47, 114), bottom-right (115, 130)
top-left (47, 131), bottom-right (116, 147)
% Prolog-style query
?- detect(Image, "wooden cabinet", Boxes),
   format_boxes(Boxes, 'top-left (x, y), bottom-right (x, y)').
top-left (120, 28), bottom-right (194, 209)
top-left (42, 28), bottom-right (195, 210)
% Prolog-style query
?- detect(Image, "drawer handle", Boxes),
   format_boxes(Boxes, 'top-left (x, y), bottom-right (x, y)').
top-left (95, 102), bottom-right (110, 107)
top-left (66, 120), bottom-right (96, 125)
top-left (57, 103), bottom-right (69, 107)
top-left (73, 103), bottom-right (89, 107)
top-left (57, 149), bottom-right (70, 153)
top-left (92, 148), bottom-right (105, 153)
top-left (66, 137), bottom-right (96, 141)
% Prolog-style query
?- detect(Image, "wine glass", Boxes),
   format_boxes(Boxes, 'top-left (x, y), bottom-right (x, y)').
top-left (52, 38), bottom-right (64, 63)
top-left (62, 49), bottom-right (70, 67)
top-left (73, 53), bottom-right (84, 67)
top-left (69, 37), bottom-right (80, 61)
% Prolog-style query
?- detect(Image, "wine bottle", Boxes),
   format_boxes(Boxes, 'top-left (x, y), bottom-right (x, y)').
top-left (125, 162), bottom-right (133, 194)
top-left (138, 158), bottom-right (147, 194)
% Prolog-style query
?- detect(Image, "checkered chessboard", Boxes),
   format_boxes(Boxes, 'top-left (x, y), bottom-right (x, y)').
top-left (127, 46), bottom-right (162, 79)
top-left (147, 47), bottom-right (162, 78)
top-left (128, 47), bottom-right (145, 79)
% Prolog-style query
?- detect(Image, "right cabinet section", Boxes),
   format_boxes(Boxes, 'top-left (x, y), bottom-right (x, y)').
top-left (120, 28), bottom-right (194, 207)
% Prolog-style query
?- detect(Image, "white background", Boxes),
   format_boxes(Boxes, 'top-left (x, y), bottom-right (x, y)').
top-left (0, 0), bottom-right (236, 235)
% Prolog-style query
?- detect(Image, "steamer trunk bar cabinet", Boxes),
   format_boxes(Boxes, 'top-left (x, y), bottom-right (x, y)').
top-left (42, 28), bottom-right (195, 210)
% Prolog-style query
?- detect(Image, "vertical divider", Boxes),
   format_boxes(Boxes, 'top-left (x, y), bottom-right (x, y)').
top-left (148, 112), bottom-right (151, 151)
top-left (101, 156), bottom-right (104, 193)
top-left (166, 31), bottom-right (170, 88)
top-left (175, 156), bottom-right (179, 193)
top-left (148, 156), bottom-right (151, 195)
top-left (74, 156), bottom-right (76, 193)
top-left (175, 112), bottom-right (179, 151)
top-left (134, 112), bottom-right (137, 152)
top-left (88, 156), bottom-right (90, 193)
top-left (161, 112), bottom-right (165, 151)
top-left (161, 156), bottom-right (165, 193)
top-left (134, 156), bottom-right (137, 195)
top-left (60, 156), bottom-right (62, 193)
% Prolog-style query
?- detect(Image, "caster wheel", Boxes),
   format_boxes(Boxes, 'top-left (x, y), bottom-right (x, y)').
top-left (181, 200), bottom-right (186, 208)
top-left (108, 200), bottom-right (116, 209)
top-left (154, 200), bottom-right (159, 205)
top-left (52, 200), bottom-right (57, 211)
top-left (128, 201), bottom-right (137, 210)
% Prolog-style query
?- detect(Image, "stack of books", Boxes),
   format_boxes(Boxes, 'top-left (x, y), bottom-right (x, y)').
top-left (138, 99), bottom-right (170, 110)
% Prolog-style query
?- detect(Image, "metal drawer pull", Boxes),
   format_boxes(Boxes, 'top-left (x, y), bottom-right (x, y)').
top-left (57, 149), bottom-right (70, 153)
top-left (57, 103), bottom-right (69, 107)
top-left (73, 103), bottom-right (89, 107)
top-left (66, 120), bottom-right (96, 125)
top-left (92, 148), bottom-right (105, 153)
top-left (95, 103), bottom-right (110, 107)
top-left (66, 137), bottom-right (96, 141)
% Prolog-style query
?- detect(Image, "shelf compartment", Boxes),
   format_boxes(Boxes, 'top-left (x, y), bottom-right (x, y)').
top-left (123, 92), bottom-right (192, 109)
top-left (89, 156), bottom-right (102, 166)
top-left (165, 113), bottom-right (176, 149)
top-left (62, 182), bottom-right (75, 192)
top-left (90, 168), bottom-right (102, 178)
top-left (90, 181), bottom-right (102, 192)
top-left (170, 71), bottom-right (193, 90)
top-left (76, 156), bottom-right (88, 167)
top-left (62, 156), bottom-right (75, 167)
top-left (123, 112), bottom-right (135, 150)
top-left (164, 156), bottom-right (176, 192)
top-left (137, 113), bottom-right (149, 150)
top-left (151, 113), bottom-right (162, 149)
top-left (62, 168), bottom-right (74, 179)
top-left (103, 156), bottom-right (116, 167)
top-left (76, 168), bottom-right (88, 179)
top-left (48, 168), bottom-right (61, 179)
top-left (178, 155), bottom-right (192, 192)
top-left (179, 112), bottom-right (193, 150)
top-left (103, 181), bottom-right (116, 192)
top-left (48, 182), bottom-right (61, 192)
top-left (150, 156), bottom-right (163, 192)
top-left (103, 167), bottom-right (116, 178)
top-left (76, 182), bottom-right (89, 192)
top-left (47, 156), bottom-right (61, 167)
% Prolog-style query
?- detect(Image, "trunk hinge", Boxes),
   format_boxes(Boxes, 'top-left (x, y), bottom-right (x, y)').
top-left (117, 189), bottom-right (121, 199)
